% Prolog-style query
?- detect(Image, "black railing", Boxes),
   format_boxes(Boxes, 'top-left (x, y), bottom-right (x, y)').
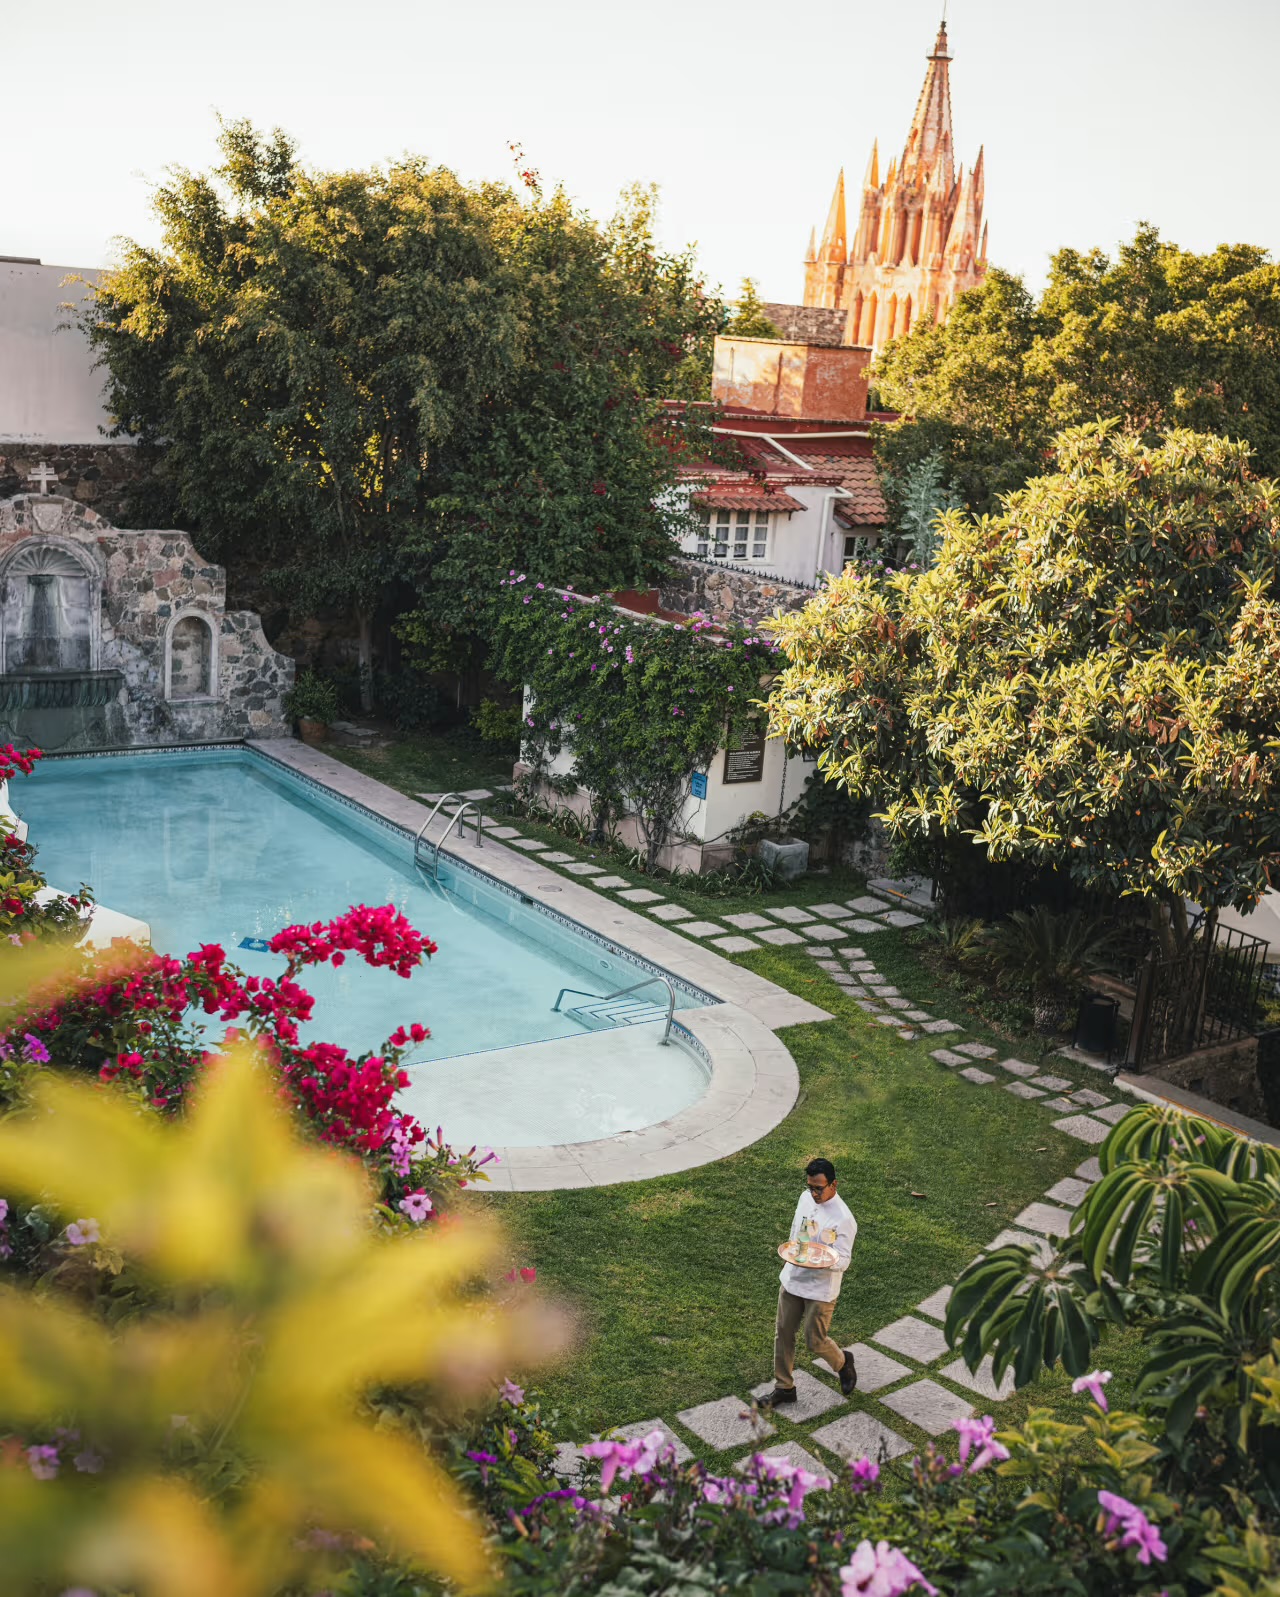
top-left (1127, 918), bottom-right (1267, 1071)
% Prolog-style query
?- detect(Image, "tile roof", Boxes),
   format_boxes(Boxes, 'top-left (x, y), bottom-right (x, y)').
top-left (694, 486), bottom-right (807, 513)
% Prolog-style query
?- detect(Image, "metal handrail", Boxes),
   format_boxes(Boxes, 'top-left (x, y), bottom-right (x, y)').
top-left (413, 793), bottom-right (484, 882)
top-left (552, 973), bottom-right (676, 1045)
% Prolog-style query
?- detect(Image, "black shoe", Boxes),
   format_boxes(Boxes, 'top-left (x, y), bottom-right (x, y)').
top-left (762, 1385), bottom-right (798, 1408)
top-left (839, 1351), bottom-right (858, 1396)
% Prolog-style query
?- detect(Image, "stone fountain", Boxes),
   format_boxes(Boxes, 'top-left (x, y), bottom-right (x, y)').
top-left (0, 464), bottom-right (293, 751)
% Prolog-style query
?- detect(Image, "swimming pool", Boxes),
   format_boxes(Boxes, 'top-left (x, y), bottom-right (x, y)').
top-left (15, 747), bottom-right (713, 1146)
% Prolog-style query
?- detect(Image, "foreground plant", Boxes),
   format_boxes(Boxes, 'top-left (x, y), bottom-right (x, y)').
top-left (0, 1040), bottom-right (558, 1596)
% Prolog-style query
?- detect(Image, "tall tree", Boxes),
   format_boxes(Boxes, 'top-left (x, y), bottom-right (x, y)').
top-left (724, 278), bottom-right (781, 339)
top-left (768, 423), bottom-right (1280, 947)
top-left (84, 125), bottom-right (723, 693)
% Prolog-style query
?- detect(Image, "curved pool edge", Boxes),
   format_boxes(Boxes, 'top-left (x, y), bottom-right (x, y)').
top-left (478, 1003), bottom-right (800, 1191)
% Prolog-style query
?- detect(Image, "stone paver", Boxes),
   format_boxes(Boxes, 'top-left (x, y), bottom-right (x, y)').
top-left (1092, 1102), bottom-right (1132, 1124)
top-left (1053, 1113), bottom-right (1110, 1145)
top-left (1042, 1096), bottom-right (1078, 1113)
top-left (1030, 1074), bottom-right (1071, 1091)
top-left (847, 896), bottom-right (892, 913)
top-left (805, 925), bottom-right (846, 943)
top-left (810, 1412), bottom-right (912, 1464)
top-left (869, 984), bottom-right (900, 996)
top-left (756, 926), bottom-right (805, 946)
top-left (551, 1441), bottom-right (584, 1477)
top-left (954, 1042), bottom-right (997, 1059)
top-left (510, 838), bottom-right (549, 851)
top-left (997, 1058), bottom-right (1038, 1078)
top-left (734, 1440), bottom-right (830, 1478)
top-left (1005, 1081), bottom-right (1046, 1100)
top-left (815, 959), bottom-right (843, 972)
top-left (940, 1355), bottom-right (1015, 1402)
top-left (856, 999), bottom-right (884, 1014)
top-left (649, 903), bottom-right (693, 920)
top-left (488, 826), bottom-right (523, 839)
top-left (768, 906), bottom-right (816, 924)
top-left (458, 787), bottom-right (493, 801)
top-left (959, 1067), bottom-right (996, 1085)
top-left (1071, 1088), bottom-right (1111, 1109)
top-left (680, 921), bottom-right (727, 938)
top-left (724, 912), bottom-right (773, 930)
top-left (843, 918), bottom-right (887, 933)
top-left (618, 888), bottom-right (664, 904)
top-left (1044, 1176), bottom-right (1093, 1208)
top-left (817, 1342), bottom-right (912, 1392)
top-left (882, 1379), bottom-right (974, 1435)
top-left (540, 851), bottom-right (575, 864)
top-left (845, 958), bottom-right (876, 971)
top-left (1013, 1201), bottom-right (1076, 1238)
top-left (592, 875), bottom-right (630, 888)
top-left (989, 1229), bottom-right (1055, 1266)
top-left (920, 1019), bottom-right (962, 1034)
top-left (876, 1014), bottom-right (902, 1028)
top-left (898, 1028), bottom-right (919, 1040)
top-left (872, 1315), bottom-right (950, 1364)
top-left (1075, 1156), bottom-right (1103, 1182)
top-left (905, 1009), bottom-right (934, 1023)
top-left (882, 997), bottom-right (912, 1010)
top-left (809, 903), bottom-right (853, 919)
top-left (884, 910), bottom-right (925, 928)
top-left (833, 974), bottom-right (865, 989)
top-left (563, 861), bottom-right (604, 875)
top-left (713, 935), bottom-right (760, 953)
top-left (917, 1285), bottom-right (952, 1320)
top-left (610, 1418), bottom-right (693, 1464)
top-left (749, 1369), bottom-right (846, 1423)
top-left (676, 1395), bottom-right (774, 1451)
top-left (931, 1049), bottom-right (967, 1066)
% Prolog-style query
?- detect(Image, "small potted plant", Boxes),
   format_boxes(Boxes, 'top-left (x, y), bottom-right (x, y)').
top-left (286, 670), bottom-right (341, 747)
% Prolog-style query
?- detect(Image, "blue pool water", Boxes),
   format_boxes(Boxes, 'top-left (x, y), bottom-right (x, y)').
top-left (15, 750), bottom-right (706, 1083)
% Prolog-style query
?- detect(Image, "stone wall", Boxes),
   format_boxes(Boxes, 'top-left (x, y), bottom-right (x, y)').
top-left (1145, 1035), bottom-right (1265, 1122)
top-left (659, 556), bottom-right (818, 627)
top-left (0, 443), bottom-right (155, 528)
top-left (0, 493), bottom-right (293, 750)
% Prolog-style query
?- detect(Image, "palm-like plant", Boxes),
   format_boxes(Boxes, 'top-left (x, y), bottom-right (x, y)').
top-left (983, 905), bottom-right (1116, 1030)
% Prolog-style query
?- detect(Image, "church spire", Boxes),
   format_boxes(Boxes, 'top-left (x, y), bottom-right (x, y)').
top-left (819, 169), bottom-right (848, 260)
top-left (901, 19), bottom-right (955, 189)
top-left (804, 225), bottom-right (817, 263)
top-left (863, 139), bottom-right (880, 190)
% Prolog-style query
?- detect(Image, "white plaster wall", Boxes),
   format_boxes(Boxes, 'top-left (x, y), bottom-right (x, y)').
top-left (0, 262), bottom-right (114, 444)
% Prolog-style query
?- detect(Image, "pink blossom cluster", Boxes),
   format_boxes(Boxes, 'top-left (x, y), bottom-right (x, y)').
top-left (13, 1427), bottom-right (104, 1482)
top-left (580, 1427), bottom-right (672, 1489)
top-left (839, 1540), bottom-right (937, 1596)
top-left (1097, 1490), bottom-right (1168, 1566)
top-left (954, 1414), bottom-right (1009, 1473)
top-left (269, 903), bottom-right (436, 979)
top-left (0, 743), bottom-right (42, 784)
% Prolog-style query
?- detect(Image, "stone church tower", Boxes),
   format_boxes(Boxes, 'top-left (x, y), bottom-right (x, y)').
top-left (802, 21), bottom-right (987, 351)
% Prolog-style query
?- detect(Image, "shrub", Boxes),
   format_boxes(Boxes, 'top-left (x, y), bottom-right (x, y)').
top-left (284, 668), bottom-right (341, 725)
top-left (983, 905), bottom-right (1116, 1031)
top-left (473, 697), bottom-right (522, 748)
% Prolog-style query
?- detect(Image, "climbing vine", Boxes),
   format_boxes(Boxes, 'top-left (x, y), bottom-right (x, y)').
top-left (491, 579), bottom-right (779, 866)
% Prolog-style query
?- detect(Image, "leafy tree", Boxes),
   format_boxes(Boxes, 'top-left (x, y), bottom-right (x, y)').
top-left (84, 124), bottom-right (723, 697)
top-left (875, 225), bottom-right (1280, 517)
top-left (768, 424), bottom-right (1280, 949)
top-left (886, 447), bottom-right (961, 567)
top-left (724, 277), bottom-right (780, 340)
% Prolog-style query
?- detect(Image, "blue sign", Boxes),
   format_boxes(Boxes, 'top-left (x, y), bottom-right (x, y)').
top-left (239, 937), bottom-right (271, 952)
top-left (690, 771), bottom-right (708, 800)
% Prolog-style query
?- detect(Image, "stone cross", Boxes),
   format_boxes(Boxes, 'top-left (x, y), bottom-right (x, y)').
top-left (26, 462), bottom-right (59, 495)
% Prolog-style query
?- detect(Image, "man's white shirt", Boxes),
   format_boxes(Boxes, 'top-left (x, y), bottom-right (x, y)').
top-left (779, 1189), bottom-right (857, 1303)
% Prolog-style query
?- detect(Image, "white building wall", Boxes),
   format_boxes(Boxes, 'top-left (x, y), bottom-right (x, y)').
top-left (0, 261), bottom-right (113, 443)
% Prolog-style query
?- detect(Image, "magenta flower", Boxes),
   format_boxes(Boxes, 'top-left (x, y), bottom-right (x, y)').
top-left (65, 1218), bottom-right (99, 1247)
top-left (27, 1444), bottom-right (59, 1480)
top-left (397, 1191), bottom-right (433, 1223)
top-left (499, 1378), bottom-right (525, 1406)
top-left (580, 1427), bottom-right (668, 1489)
top-left (954, 1414), bottom-right (1009, 1472)
top-left (1097, 1490), bottom-right (1168, 1565)
top-left (73, 1448), bottom-right (104, 1474)
top-left (1072, 1369), bottom-right (1112, 1411)
top-left (22, 1032), bottom-right (49, 1063)
top-left (840, 1539), bottom-right (937, 1595)
top-left (849, 1455), bottom-right (880, 1491)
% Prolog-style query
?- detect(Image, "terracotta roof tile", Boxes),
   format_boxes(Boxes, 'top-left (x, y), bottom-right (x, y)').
top-left (694, 487), bottom-right (807, 513)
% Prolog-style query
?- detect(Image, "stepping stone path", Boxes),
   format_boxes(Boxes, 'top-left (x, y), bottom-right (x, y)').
top-left (769, 906), bottom-right (816, 923)
top-left (677, 1396), bottom-right (774, 1450)
top-left (592, 875), bottom-right (630, 889)
top-left (649, 903), bottom-right (693, 920)
top-left (725, 912), bottom-right (773, 930)
top-left (756, 927), bottom-right (805, 945)
top-left (882, 1379), bottom-right (973, 1435)
top-left (563, 861), bottom-right (603, 875)
top-left (713, 935), bottom-right (760, 953)
top-left (873, 1316), bottom-right (951, 1363)
top-left (734, 1440), bottom-right (828, 1476)
top-left (959, 1066), bottom-right (996, 1085)
top-left (617, 887), bottom-right (663, 904)
top-left (749, 1370), bottom-right (844, 1422)
top-left (540, 851), bottom-right (575, 864)
top-left (811, 1412), bottom-right (912, 1463)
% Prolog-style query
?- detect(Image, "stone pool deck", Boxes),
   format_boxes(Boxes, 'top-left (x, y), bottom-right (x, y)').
top-left (247, 740), bottom-right (829, 1190)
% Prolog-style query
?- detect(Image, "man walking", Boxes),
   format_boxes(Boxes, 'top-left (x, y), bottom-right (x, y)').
top-left (764, 1157), bottom-right (857, 1406)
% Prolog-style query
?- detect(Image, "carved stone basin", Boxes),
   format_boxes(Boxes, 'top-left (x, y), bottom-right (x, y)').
top-left (0, 671), bottom-right (124, 712)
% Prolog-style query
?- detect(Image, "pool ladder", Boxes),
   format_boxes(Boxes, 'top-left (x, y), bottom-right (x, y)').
top-left (553, 974), bottom-right (676, 1045)
top-left (414, 792), bottom-right (484, 881)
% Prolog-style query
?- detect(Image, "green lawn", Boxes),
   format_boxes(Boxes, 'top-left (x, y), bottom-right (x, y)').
top-left (326, 726), bottom-right (517, 801)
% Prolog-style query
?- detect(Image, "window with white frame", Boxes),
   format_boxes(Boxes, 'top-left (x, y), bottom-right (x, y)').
top-left (843, 532), bottom-right (874, 565)
top-left (695, 508), bottom-right (771, 563)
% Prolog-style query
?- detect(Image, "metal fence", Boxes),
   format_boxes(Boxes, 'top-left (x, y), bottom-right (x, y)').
top-left (1126, 918), bottom-right (1267, 1071)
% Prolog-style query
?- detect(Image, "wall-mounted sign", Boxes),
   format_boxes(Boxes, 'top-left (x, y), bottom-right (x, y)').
top-left (690, 771), bottom-right (708, 800)
top-left (723, 727), bottom-right (766, 785)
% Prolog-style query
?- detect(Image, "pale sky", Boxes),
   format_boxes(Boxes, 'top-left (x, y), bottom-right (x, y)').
top-left (8, 0), bottom-right (1278, 302)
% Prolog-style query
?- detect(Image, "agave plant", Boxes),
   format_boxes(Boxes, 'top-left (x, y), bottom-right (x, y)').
top-left (984, 905), bottom-right (1116, 1030)
top-left (919, 915), bottom-right (987, 967)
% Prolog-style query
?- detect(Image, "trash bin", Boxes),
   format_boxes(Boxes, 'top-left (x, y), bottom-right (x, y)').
top-left (1073, 994), bottom-right (1119, 1060)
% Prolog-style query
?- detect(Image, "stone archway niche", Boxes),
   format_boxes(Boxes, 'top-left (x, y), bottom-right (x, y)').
top-left (0, 538), bottom-right (99, 673)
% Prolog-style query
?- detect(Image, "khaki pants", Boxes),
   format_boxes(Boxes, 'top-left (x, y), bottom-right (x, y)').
top-left (773, 1287), bottom-right (845, 1389)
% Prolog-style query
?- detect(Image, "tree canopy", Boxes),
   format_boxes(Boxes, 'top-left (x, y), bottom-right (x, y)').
top-left (874, 225), bottom-right (1280, 521)
top-left (768, 423), bottom-right (1280, 929)
top-left (724, 278), bottom-right (781, 340)
top-left (84, 122), bottom-right (723, 688)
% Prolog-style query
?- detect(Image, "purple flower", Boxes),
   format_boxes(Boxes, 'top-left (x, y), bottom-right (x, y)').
top-left (398, 1191), bottom-right (433, 1223)
top-left (65, 1218), bottom-right (99, 1247)
top-left (27, 1445), bottom-right (59, 1480)
top-left (466, 1448), bottom-right (499, 1485)
top-left (73, 1448), bottom-right (104, 1474)
top-left (849, 1456), bottom-right (880, 1491)
top-left (22, 1032), bottom-right (49, 1064)
top-left (580, 1427), bottom-right (669, 1489)
top-left (499, 1378), bottom-right (525, 1405)
top-left (0, 1198), bottom-right (7, 1223)
top-left (1072, 1369), bottom-right (1112, 1411)
top-left (840, 1539), bottom-right (937, 1595)
top-left (1098, 1490), bottom-right (1168, 1566)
